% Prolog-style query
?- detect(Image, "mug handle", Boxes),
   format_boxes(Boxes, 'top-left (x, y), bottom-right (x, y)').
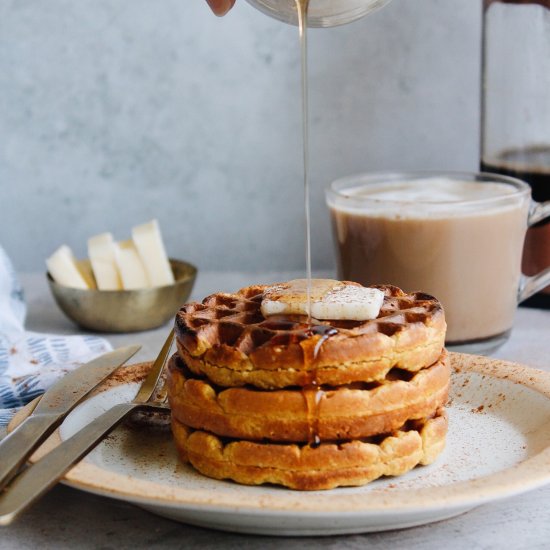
top-left (518, 200), bottom-right (550, 302)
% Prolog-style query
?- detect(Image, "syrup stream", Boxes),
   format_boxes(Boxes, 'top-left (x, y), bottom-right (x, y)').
top-left (296, 0), bottom-right (312, 321)
top-left (295, 0), bottom-right (322, 447)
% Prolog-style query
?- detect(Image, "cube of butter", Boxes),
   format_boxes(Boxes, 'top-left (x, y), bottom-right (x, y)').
top-left (88, 232), bottom-right (122, 291)
top-left (46, 245), bottom-right (90, 290)
top-left (132, 219), bottom-right (174, 288)
top-left (114, 240), bottom-right (150, 290)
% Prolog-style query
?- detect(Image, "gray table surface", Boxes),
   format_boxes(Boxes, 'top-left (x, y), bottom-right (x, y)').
top-left (2, 272), bottom-right (550, 549)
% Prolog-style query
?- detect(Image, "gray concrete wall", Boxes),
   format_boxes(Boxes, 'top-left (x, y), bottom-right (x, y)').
top-left (0, 0), bottom-right (481, 273)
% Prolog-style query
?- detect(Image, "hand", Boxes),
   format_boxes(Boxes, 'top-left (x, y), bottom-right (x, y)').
top-left (206, 0), bottom-right (236, 16)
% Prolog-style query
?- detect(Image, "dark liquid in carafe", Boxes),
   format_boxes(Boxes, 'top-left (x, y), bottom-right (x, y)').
top-left (484, 0), bottom-right (550, 7)
top-left (481, 145), bottom-right (550, 308)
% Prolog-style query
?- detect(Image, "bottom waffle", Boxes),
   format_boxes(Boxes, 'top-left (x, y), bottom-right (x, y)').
top-left (172, 410), bottom-right (448, 491)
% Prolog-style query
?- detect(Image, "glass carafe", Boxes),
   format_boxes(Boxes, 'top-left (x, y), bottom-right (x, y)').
top-left (244, 0), bottom-right (391, 27)
top-left (480, 0), bottom-right (550, 308)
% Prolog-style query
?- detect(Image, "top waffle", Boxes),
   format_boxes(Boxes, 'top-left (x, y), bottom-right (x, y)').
top-left (175, 283), bottom-right (446, 390)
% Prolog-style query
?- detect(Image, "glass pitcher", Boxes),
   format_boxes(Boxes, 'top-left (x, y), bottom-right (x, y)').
top-left (244, 0), bottom-right (391, 27)
top-left (480, 0), bottom-right (550, 308)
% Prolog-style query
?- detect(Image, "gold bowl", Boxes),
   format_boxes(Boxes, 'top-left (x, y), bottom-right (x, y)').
top-left (47, 259), bottom-right (197, 333)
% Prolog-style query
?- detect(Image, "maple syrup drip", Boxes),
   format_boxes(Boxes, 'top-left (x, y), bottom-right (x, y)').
top-left (303, 383), bottom-right (325, 448)
top-left (302, 327), bottom-right (337, 447)
top-left (261, 315), bottom-right (337, 447)
top-left (263, 318), bottom-right (337, 345)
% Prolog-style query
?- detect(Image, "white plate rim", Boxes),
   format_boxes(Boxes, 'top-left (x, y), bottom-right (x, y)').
top-left (12, 352), bottom-right (550, 518)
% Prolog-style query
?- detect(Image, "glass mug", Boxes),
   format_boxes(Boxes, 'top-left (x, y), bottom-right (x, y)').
top-left (244, 0), bottom-right (392, 27)
top-left (326, 171), bottom-right (550, 354)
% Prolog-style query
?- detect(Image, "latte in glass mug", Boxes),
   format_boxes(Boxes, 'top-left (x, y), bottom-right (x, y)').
top-left (326, 172), bottom-right (550, 354)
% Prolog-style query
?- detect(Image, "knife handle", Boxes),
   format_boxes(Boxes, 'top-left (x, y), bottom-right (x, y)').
top-left (0, 415), bottom-right (60, 492)
top-left (0, 402), bottom-right (137, 526)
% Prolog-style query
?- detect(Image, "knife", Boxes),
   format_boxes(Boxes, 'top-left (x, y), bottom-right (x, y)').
top-left (0, 345), bottom-right (141, 492)
top-left (0, 331), bottom-right (173, 527)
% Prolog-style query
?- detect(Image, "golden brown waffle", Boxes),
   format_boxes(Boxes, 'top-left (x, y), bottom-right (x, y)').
top-left (167, 352), bottom-right (449, 442)
top-left (171, 410), bottom-right (448, 491)
top-left (175, 284), bottom-right (446, 389)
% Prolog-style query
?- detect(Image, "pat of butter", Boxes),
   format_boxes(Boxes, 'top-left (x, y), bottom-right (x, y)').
top-left (46, 245), bottom-right (90, 290)
top-left (310, 285), bottom-right (384, 320)
top-left (132, 220), bottom-right (174, 288)
top-left (114, 240), bottom-right (150, 290)
top-left (261, 279), bottom-right (384, 321)
top-left (88, 233), bottom-right (122, 290)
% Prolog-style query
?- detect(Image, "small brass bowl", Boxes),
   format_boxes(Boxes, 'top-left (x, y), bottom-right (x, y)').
top-left (47, 259), bottom-right (197, 333)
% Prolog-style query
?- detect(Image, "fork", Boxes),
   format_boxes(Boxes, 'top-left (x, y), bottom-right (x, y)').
top-left (0, 329), bottom-right (174, 526)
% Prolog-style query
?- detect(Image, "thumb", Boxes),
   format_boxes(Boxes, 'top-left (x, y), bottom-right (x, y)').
top-left (206, 0), bottom-right (237, 16)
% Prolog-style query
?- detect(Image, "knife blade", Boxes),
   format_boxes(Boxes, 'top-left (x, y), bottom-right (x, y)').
top-left (0, 344), bottom-right (141, 491)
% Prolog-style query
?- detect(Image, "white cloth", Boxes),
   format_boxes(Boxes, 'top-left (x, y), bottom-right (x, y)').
top-left (0, 246), bottom-right (111, 426)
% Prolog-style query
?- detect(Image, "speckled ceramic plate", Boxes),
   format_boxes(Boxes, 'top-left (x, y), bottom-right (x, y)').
top-left (11, 353), bottom-right (550, 536)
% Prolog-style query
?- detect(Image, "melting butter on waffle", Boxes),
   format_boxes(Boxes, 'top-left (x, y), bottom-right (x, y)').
top-left (260, 279), bottom-right (384, 321)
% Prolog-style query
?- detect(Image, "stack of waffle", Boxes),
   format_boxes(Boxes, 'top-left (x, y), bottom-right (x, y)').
top-left (167, 281), bottom-right (449, 490)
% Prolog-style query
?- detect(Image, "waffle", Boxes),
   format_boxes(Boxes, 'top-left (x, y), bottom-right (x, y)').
top-left (167, 351), bottom-right (449, 442)
top-left (171, 409), bottom-right (448, 491)
top-left (170, 281), bottom-right (449, 490)
top-left (175, 284), bottom-right (446, 390)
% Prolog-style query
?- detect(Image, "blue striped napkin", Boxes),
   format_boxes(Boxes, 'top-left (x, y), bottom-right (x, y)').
top-left (0, 246), bottom-right (112, 427)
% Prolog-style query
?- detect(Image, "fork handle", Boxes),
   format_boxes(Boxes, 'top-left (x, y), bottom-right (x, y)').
top-left (0, 402), bottom-right (137, 526)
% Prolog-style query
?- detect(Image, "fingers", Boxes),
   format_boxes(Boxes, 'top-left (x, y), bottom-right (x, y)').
top-left (206, 0), bottom-right (236, 16)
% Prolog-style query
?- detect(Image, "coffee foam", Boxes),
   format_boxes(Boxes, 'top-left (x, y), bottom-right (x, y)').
top-left (332, 178), bottom-right (521, 219)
